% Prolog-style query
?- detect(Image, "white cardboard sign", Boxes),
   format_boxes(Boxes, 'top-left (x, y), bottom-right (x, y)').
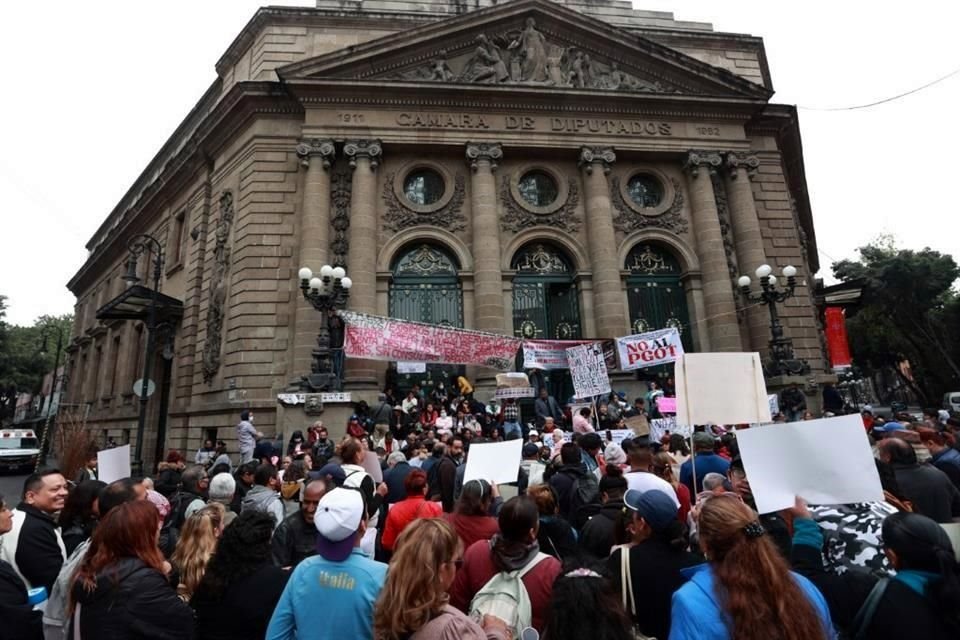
top-left (675, 353), bottom-right (771, 426)
top-left (98, 445), bottom-right (131, 484)
top-left (566, 343), bottom-right (611, 399)
top-left (735, 414), bottom-right (884, 514)
top-left (463, 439), bottom-right (524, 485)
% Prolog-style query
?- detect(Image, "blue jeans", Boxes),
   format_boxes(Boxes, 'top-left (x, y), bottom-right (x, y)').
top-left (503, 422), bottom-right (522, 440)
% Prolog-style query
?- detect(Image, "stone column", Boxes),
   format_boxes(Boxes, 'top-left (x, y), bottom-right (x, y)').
top-left (683, 151), bottom-right (742, 352)
top-left (343, 139), bottom-right (382, 387)
top-left (578, 147), bottom-right (628, 339)
top-left (466, 142), bottom-right (505, 334)
top-left (724, 153), bottom-right (769, 353)
top-left (292, 139), bottom-right (336, 378)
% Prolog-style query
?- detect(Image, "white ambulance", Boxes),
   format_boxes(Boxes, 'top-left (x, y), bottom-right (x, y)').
top-left (0, 428), bottom-right (40, 473)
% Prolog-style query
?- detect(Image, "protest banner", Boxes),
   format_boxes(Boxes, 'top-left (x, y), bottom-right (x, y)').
top-left (735, 414), bottom-right (883, 514)
top-left (523, 339), bottom-right (617, 371)
top-left (341, 311), bottom-right (520, 370)
top-left (675, 353), bottom-right (771, 426)
top-left (494, 387), bottom-right (536, 400)
top-left (656, 396), bottom-right (677, 414)
top-left (648, 417), bottom-right (693, 442)
top-left (624, 414), bottom-right (651, 437)
top-left (566, 343), bottom-right (611, 398)
top-left (98, 445), bottom-right (131, 484)
top-left (616, 328), bottom-right (684, 371)
top-left (397, 361), bottom-right (426, 374)
top-left (463, 439), bottom-right (524, 485)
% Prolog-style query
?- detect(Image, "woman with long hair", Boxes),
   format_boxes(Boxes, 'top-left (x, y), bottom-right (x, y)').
top-left (374, 518), bottom-right (510, 640)
top-left (191, 510), bottom-right (289, 640)
top-left (670, 494), bottom-right (833, 640)
top-left (651, 451), bottom-right (691, 524)
top-left (444, 479), bottom-right (501, 550)
top-left (792, 500), bottom-right (960, 639)
top-left (59, 479), bottom-right (106, 555)
top-left (526, 484), bottom-right (578, 561)
top-left (69, 500), bottom-right (193, 639)
top-left (543, 564), bottom-right (633, 640)
top-left (170, 503), bottom-right (224, 602)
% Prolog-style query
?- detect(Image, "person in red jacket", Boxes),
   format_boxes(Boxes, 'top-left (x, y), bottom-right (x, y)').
top-left (380, 470), bottom-right (442, 552)
top-left (449, 496), bottom-right (562, 634)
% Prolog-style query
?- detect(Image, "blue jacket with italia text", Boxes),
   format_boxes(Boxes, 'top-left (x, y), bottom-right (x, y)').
top-left (265, 548), bottom-right (387, 640)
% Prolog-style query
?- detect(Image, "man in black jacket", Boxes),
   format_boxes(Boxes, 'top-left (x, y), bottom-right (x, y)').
top-left (383, 451), bottom-right (413, 504)
top-left (0, 470), bottom-right (69, 592)
top-left (579, 471), bottom-right (628, 556)
top-left (430, 435), bottom-right (464, 512)
top-left (880, 438), bottom-right (960, 523)
top-left (548, 442), bottom-right (593, 521)
top-left (271, 480), bottom-right (327, 569)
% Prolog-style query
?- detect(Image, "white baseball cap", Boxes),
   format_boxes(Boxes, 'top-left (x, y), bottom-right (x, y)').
top-left (314, 488), bottom-right (365, 561)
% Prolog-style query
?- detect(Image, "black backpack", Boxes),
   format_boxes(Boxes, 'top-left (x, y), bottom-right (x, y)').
top-left (567, 472), bottom-right (600, 518)
top-left (426, 459), bottom-right (443, 500)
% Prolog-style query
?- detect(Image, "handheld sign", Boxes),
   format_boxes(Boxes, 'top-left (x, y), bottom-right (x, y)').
top-left (675, 353), bottom-right (771, 426)
top-left (463, 439), bottom-right (524, 485)
top-left (616, 328), bottom-right (683, 371)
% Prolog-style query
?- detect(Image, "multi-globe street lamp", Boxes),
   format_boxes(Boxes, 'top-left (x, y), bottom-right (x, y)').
top-left (121, 233), bottom-right (165, 474)
top-left (297, 264), bottom-right (352, 392)
top-left (737, 263), bottom-right (810, 377)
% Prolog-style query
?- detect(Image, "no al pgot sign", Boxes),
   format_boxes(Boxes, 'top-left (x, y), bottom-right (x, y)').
top-left (616, 328), bottom-right (684, 371)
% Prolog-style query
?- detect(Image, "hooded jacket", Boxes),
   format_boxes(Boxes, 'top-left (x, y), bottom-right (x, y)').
top-left (547, 462), bottom-right (588, 520)
top-left (241, 485), bottom-right (285, 529)
top-left (69, 557), bottom-right (193, 640)
top-left (579, 499), bottom-right (626, 559)
top-left (0, 503), bottom-right (66, 593)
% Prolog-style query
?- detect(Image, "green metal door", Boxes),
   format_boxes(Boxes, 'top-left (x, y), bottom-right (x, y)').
top-left (389, 245), bottom-right (464, 392)
top-left (511, 243), bottom-right (581, 401)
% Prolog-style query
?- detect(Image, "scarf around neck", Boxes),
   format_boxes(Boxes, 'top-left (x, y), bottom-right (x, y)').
top-left (490, 533), bottom-right (540, 572)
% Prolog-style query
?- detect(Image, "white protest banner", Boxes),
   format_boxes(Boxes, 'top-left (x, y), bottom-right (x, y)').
top-left (463, 439), bottom-right (524, 485)
top-left (98, 445), bottom-right (131, 484)
top-left (735, 414), bottom-right (884, 514)
top-left (675, 353), bottom-right (770, 426)
top-left (566, 343), bottom-right (610, 399)
top-left (616, 328), bottom-right (684, 371)
top-left (523, 340), bottom-right (619, 371)
top-left (494, 387), bottom-right (536, 400)
top-left (397, 361), bottom-right (426, 374)
top-left (649, 417), bottom-right (694, 442)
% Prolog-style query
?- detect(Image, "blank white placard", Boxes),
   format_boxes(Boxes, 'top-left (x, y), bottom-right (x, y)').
top-left (675, 353), bottom-right (771, 426)
top-left (463, 439), bottom-right (524, 485)
top-left (98, 445), bottom-right (132, 484)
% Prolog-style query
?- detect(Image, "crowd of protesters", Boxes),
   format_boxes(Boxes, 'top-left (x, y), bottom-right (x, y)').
top-left (1, 373), bottom-right (960, 640)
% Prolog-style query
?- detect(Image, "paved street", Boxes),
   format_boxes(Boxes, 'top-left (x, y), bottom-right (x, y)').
top-left (0, 471), bottom-right (28, 503)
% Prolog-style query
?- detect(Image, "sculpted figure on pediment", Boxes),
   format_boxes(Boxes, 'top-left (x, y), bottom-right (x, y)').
top-left (461, 34), bottom-right (509, 83)
top-left (508, 17), bottom-right (549, 82)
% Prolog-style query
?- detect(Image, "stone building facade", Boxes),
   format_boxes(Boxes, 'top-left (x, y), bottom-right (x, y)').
top-left (65, 0), bottom-right (826, 469)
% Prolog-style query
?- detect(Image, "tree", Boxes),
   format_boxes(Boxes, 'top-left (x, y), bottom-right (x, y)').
top-left (0, 296), bottom-right (74, 421)
top-left (833, 242), bottom-right (960, 404)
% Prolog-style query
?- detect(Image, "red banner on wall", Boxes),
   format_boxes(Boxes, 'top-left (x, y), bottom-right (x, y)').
top-left (824, 306), bottom-right (852, 370)
top-left (340, 312), bottom-right (521, 371)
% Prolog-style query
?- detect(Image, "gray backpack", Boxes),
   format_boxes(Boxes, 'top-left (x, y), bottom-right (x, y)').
top-left (468, 552), bottom-right (549, 637)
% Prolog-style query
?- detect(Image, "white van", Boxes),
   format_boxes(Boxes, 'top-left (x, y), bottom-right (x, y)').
top-left (0, 429), bottom-right (40, 473)
top-left (944, 392), bottom-right (960, 415)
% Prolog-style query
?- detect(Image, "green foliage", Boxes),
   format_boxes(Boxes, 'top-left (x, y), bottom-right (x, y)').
top-left (833, 243), bottom-right (960, 402)
top-left (0, 297), bottom-right (74, 420)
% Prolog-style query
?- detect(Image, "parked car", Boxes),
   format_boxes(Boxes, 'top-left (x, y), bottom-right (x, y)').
top-left (944, 392), bottom-right (960, 415)
top-left (0, 428), bottom-right (40, 473)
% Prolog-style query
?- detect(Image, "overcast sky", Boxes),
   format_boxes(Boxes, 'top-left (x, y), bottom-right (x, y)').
top-left (1, 0), bottom-right (958, 326)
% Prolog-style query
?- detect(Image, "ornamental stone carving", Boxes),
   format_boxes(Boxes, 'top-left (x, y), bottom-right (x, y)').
top-left (465, 142), bottom-right (503, 171)
top-left (391, 18), bottom-right (678, 95)
top-left (201, 190), bottom-right (234, 384)
top-left (682, 150), bottom-right (723, 177)
top-left (578, 146), bottom-right (616, 174)
top-left (343, 139), bottom-right (383, 169)
top-left (500, 175), bottom-right (581, 233)
top-left (724, 152), bottom-right (760, 179)
top-left (710, 172), bottom-right (742, 304)
top-left (330, 170), bottom-right (351, 268)
top-left (296, 138), bottom-right (336, 169)
top-left (382, 172), bottom-right (467, 233)
top-left (611, 177), bottom-right (688, 234)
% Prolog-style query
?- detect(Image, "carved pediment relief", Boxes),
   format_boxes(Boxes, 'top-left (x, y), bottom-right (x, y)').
top-left (389, 18), bottom-right (676, 94)
top-left (278, 0), bottom-right (770, 100)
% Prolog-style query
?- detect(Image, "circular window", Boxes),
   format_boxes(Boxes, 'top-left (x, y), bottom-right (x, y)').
top-left (403, 169), bottom-right (445, 206)
top-left (517, 171), bottom-right (559, 207)
top-left (626, 174), bottom-right (663, 208)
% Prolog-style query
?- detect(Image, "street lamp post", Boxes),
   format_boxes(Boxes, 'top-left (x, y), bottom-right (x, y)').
top-left (122, 233), bottom-right (165, 475)
top-left (737, 264), bottom-right (810, 377)
top-left (296, 265), bottom-right (352, 392)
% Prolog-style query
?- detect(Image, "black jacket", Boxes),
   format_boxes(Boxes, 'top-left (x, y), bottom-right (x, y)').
top-left (271, 512), bottom-right (317, 568)
top-left (892, 462), bottom-right (960, 523)
top-left (792, 531), bottom-right (955, 639)
top-left (434, 455), bottom-right (461, 513)
top-left (384, 461), bottom-right (414, 504)
top-left (0, 559), bottom-right (42, 640)
top-left (13, 503), bottom-right (65, 593)
top-left (608, 538), bottom-right (701, 640)
top-left (311, 439), bottom-right (335, 465)
top-left (192, 563), bottom-right (289, 640)
top-left (69, 557), bottom-right (193, 640)
top-left (579, 500), bottom-right (625, 559)
top-left (548, 463), bottom-right (587, 521)
top-left (537, 516), bottom-right (579, 561)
